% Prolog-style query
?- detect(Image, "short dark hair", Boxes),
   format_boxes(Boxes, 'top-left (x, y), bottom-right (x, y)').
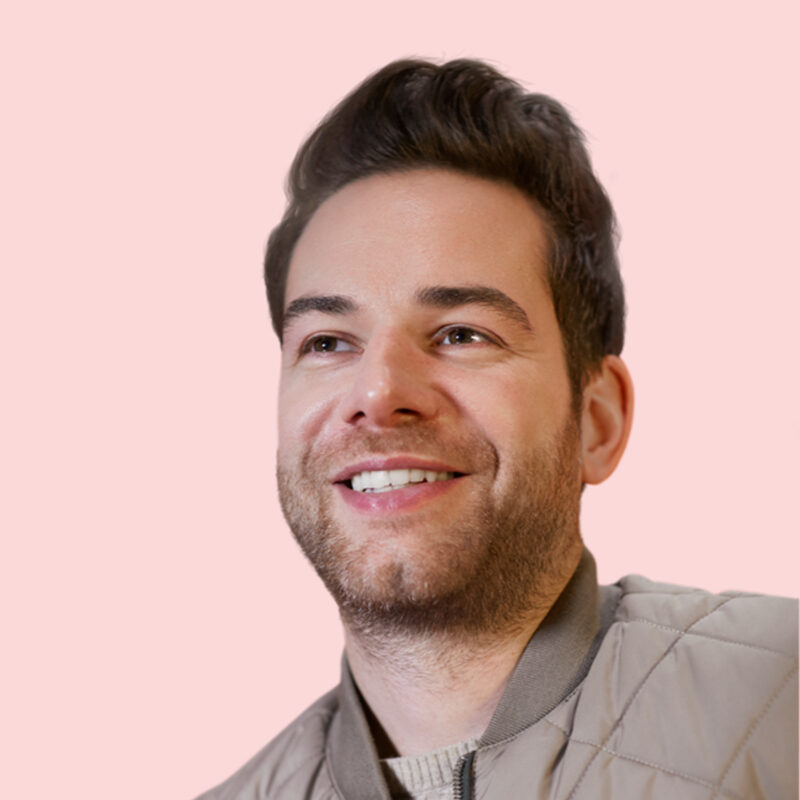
top-left (265, 58), bottom-right (625, 401)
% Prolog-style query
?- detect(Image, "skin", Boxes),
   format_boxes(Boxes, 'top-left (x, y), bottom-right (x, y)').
top-left (277, 168), bottom-right (633, 756)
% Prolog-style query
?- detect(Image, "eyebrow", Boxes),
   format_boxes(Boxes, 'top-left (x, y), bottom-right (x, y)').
top-left (281, 284), bottom-right (532, 334)
top-left (415, 285), bottom-right (532, 331)
top-left (283, 294), bottom-right (358, 333)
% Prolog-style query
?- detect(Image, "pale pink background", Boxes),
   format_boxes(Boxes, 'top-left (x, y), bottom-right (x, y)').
top-left (2, 1), bottom-right (798, 798)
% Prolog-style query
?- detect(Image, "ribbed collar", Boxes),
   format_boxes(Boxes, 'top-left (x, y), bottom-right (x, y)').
top-left (326, 548), bottom-right (619, 800)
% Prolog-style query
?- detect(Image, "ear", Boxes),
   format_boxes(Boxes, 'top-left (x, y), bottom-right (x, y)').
top-left (580, 355), bottom-right (634, 485)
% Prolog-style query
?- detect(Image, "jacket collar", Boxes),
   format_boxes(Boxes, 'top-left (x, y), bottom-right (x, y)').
top-left (481, 548), bottom-right (620, 745)
top-left (326, 548), bottom-right (619, 799)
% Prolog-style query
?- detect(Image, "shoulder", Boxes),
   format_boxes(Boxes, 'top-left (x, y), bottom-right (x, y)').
top-left (613, 573), bottom-right (797, 656)
top-left (566, 575), bottom-right (798, 797)
top-left (194, 687), bottom-right (340, 800)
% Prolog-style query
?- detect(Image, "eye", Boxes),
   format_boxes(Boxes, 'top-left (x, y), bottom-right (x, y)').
top-left (300, 334), bottom-right (358, 355)
top-left (436, 326), bottom-right (495, 346)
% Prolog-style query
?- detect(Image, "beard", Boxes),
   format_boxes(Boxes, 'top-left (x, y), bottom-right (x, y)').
top-left (277, 415), bottom-right (583, 641)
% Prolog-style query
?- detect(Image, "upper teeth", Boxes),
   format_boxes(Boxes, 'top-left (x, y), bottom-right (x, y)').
top-left (350, 469), bottom-right (455, 493)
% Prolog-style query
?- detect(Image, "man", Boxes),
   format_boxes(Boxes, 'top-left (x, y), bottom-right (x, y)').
top-left (199, 59), bottom-right (798, 799)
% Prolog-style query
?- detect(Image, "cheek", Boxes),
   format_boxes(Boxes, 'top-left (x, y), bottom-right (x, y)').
top-left (277, 373), bottom-right (342, 456)
top-left (456, 369), bottom-right (570, 445)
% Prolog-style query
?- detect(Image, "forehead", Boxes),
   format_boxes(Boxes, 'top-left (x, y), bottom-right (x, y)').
top-left (285, 169), bottom-right (551, 311)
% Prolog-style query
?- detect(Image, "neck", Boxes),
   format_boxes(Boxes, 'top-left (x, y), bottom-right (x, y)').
top-left (343, 546), bottom-right (582, 757)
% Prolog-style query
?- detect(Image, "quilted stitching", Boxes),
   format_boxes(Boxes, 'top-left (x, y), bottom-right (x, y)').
top-left (712, 664), bottom-right (799, 799)
top-left (567, 596), bottom-right (738, 798)
top-left (622, 617), bottom-right (795, 659)
top-left (543, 718), bottom-right (746, 800)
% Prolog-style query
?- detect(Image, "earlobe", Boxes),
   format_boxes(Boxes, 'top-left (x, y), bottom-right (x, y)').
top-left (580, 355), bottom-right (634, 485)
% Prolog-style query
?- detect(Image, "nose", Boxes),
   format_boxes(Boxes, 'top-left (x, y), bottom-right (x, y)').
top-left (339, 331), bottom-right (442, 428)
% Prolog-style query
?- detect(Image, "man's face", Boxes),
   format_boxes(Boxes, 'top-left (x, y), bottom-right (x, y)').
top-left (277, 169), bottom-right (584, 636)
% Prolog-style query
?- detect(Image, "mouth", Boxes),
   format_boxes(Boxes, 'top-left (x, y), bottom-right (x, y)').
top-left (332, 457), bottom-right (468, 494)
top-left (331, 458), bottom-right (469, 514)
top-left (344, 468), bottom-right (462, 493)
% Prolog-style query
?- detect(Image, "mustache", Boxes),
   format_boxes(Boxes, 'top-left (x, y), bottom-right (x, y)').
top-left (293, 424), bottom-right (498, 475)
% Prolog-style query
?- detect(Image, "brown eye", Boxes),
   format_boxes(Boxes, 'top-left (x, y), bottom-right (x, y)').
top-left (312, 336), bottom-right (338, 352)
top-left (439, 327), bottom-right (489, 346)
top-left (302, 335), bottom-right (357, 355)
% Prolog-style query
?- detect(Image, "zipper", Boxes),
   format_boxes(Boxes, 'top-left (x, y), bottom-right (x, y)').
top-left (453, 750), bottom-right (475, 800)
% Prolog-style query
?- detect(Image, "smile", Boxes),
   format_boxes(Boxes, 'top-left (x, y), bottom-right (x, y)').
top-left (348, 469), bottom-right (457, 493)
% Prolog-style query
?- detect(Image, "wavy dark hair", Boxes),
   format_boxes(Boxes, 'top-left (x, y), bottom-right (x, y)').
top-left (264, 58), bottom-right (624, 402)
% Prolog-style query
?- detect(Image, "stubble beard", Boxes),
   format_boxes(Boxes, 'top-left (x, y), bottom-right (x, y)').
top-left (277, 416), bottom-right (583, 644)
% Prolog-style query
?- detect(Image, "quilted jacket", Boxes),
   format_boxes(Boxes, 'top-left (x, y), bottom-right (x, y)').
top-left (198, 551), bottom-right (798, 799)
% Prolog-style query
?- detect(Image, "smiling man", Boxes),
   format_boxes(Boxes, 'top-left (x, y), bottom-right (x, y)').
top-left (278, 170), bottom-right (594, 653)
top-left (198, 60), bottom-right (797, 799)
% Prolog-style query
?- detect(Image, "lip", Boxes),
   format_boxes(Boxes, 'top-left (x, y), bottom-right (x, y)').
top-left (331, 456), bottom-right (466, 484)
top-left (335, 473), bottom-right (466, 514)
